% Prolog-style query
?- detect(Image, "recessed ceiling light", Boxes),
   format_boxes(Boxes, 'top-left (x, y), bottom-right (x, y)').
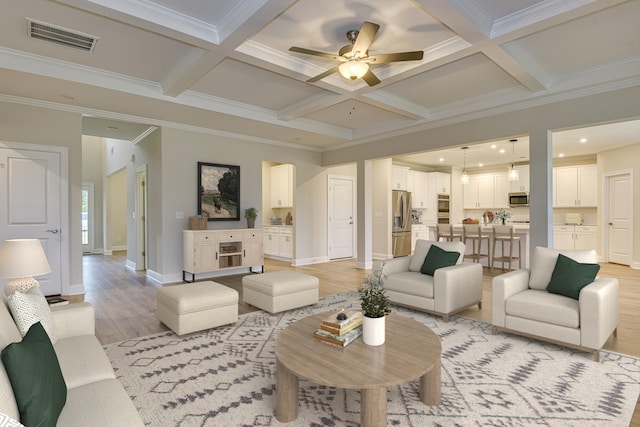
top-left (580, 138), bottom-right (587, 143)
top-left (478, 163), bottom-right (483, 167)
top-left (499, 149), bottom-right (505, 154)
top-left (491, 144), bottom-right (497, 149)
top-left (559, 153), bottom-right (565, 157)
top-left (439, 158), bottom-right (444, 162)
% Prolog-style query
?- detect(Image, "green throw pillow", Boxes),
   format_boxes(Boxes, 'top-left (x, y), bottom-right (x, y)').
top-left (546, 253), bottom-right (600, 300)
top-left (1, 322), bottom-right (67, 427)
top-left (420, 245), bottom-right (460, 276)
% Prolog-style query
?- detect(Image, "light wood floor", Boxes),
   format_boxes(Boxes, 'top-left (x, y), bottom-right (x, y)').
top-left (77, 252), bottom-right (639, 425)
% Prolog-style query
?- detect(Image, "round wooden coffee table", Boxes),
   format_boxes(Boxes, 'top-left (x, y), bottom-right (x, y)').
top-left (275, 312), bottom-right (441, 427)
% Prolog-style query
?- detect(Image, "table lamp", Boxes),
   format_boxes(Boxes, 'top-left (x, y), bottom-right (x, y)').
top-left (0, 239), bottom-right (52, 295)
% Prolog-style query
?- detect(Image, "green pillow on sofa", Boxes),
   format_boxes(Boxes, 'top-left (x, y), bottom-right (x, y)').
top-left (420, 245), bottom-right (460, 276)
top-left (546, 253), bottom-right (600, 300)
top-left (1, 321), bottom-right (67, 427)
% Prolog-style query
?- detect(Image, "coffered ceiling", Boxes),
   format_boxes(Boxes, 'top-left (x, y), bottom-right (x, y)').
top-left (1, 0), bottom-right (638, 163)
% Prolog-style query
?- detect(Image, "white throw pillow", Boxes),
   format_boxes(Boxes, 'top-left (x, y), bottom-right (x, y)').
top-left (0, 412), bottom-right (25, 427)
top-left (409, 240), bottom-right (466, 272)
top-left (528, 246), bottom-right (598, 290)
top-left (7, 287), bottom-right (57, 344)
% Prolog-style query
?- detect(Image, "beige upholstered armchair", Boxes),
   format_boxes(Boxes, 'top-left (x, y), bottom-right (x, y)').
top-left (381, 240), bottom-right (483, 321)
top-left (492, 246), bottom-right (618, 361)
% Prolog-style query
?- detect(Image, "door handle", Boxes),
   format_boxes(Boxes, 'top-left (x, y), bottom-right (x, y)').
top-left (609, 222), bottom-right (613, 226)
top-left (46, 229), bottom-right (60, 234)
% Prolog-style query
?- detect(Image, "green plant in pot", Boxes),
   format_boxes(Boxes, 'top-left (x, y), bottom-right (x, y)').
top-left (244, 207), bottom-right (258, 228)
top-left (358, 269), bottom-right (391, 346)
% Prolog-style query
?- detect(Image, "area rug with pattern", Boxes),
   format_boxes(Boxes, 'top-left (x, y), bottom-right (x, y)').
top-left (104, 292), bottom-right (639, 426)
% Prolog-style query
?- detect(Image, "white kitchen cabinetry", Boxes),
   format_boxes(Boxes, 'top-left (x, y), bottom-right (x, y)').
top-left (553, 165), bottom-right (597, 207)
top-left (270, 164), bottom-right (293, 208)
top-left (183, 229), bottom-right (263, 281)
top-left (411, 225), bottom-right (429, 253)
top-left (392, 166), bottom-right (409, 191)
top-left (493, 172), bottom-right (509, 209)
top-left (509, 165), bottom-right (530, 193)
top-left (433, 172), bottom-right (451, 195)
top-left (263, 226), bottom-right (294, 260)
top-left (408, 171), bottom-right (429, 208)
top-left (464, 174), bottom-right (495, 209)
top-left (553, 225), bottom-right (598, 252)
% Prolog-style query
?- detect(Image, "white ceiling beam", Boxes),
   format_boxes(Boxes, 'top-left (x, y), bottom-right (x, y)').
top-left (359, 92), bottom-right (428, 120)
top-left (277, 93), bottom-right (348, 121)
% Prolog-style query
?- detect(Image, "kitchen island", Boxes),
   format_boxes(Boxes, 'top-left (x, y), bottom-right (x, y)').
top-left (452, 224), bottom-right (530, 268)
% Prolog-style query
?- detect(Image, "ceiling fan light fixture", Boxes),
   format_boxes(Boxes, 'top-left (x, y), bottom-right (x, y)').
top-left (339, 60), bottom-right (369, 80)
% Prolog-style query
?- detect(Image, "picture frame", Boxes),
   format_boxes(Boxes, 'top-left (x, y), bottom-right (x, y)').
top-left (197, 162), bottom-right (240, 221)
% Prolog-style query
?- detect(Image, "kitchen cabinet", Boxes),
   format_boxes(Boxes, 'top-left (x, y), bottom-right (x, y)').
top-left (392, 166), bottom-right (409, 191)
top-left (553, 225), bottom-right (598, 252)
top-left (493, 172), bottom-right (509, 209)
top-left (407, 171), bottom-right (429, 209)
top-left (263, 226), bottom-right (294, 260)
top-left (432, 172), bottom-right (451, 195)
top-left (270, 164), bottom-right (293, 208)
top-left (411, 225), bottom-right (429, 253)
top-left (183, 229), bottom-right (263, 281)
top-left (463, 174), bottom-right (494, 209)
top-left (553, 165), bottom-right (597, 207)
top-left (509, 165), bottom-right (530, 193)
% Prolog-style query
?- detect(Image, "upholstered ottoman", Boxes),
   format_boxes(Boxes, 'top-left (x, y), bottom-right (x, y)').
top-left (156, 281), bottom-right (238, 335)
top-left (242, 271), bottom-right (319, 313)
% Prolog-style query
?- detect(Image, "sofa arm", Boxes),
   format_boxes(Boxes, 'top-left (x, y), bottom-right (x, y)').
top-left (380, 256), bottom-right (412, 277)
top-left (580, 277), bottom-right (618, 350)
top-left (51, 302), bottom-right (95, 340)
top-left (433, 262), bottom-right (482, 315)
top-left (491, 269), bottom-right (530, 327)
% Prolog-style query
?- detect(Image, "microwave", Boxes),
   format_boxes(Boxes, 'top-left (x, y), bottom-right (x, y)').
top-left (509, 192), bottom-right (529, 207)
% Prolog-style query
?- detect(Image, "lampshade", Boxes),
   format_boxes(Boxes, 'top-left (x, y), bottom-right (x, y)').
top-left (508, 164), bottom-right (520, 181)
top-left (461, 170), bottom-right (470, 185)
top-left (0, 239), bottom-right (51, 295)
top-left (339, 60), bottom-right (369, 80)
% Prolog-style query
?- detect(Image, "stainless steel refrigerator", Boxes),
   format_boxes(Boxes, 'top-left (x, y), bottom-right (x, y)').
top-left (392, 190), bottom-right (412, 257)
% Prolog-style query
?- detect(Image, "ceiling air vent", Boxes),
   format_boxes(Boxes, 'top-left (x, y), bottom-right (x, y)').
top-left (27, 18), bottom-right (98, 52)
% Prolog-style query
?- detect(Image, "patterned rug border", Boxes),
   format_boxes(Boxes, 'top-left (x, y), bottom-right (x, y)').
top-left (104, 291), bottom-right (640, 427)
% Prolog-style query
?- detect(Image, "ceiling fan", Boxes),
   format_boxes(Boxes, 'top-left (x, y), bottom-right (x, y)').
top-left (289, 21), bottom-right (423, 87)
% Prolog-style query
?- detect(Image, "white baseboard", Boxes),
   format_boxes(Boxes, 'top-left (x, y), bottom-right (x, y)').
top-left (631, 261), bottom-right (640, 270)
top-left (355, 260), bottom-right (372, 269)
top-left (125, 259), bottom-right (136, 271)
top-left (292, 256), bottom-right (329, 266)
top-left (372, 252), bottom-right (393, 260)
top-left (64, 282), bottom-right (85, 296)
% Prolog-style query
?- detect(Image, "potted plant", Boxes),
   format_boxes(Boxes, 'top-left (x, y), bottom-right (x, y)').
top-left (495, 209), bottom-right (512, 225)
top-left (244, 207), bottom-right (258, 228)
top-left (358, 269), bottom-right (391, 346)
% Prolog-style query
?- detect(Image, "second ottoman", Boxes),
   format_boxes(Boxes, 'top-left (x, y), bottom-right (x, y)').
top-left (242, 271), bottom-right (319, 314)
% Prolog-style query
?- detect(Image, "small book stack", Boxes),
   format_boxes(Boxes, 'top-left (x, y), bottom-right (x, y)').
top-left (313, 309), bottom-right (363, 348)
top-left (46, 296), bottom-right (69, 306)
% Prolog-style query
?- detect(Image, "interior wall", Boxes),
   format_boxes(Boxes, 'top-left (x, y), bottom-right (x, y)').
top-left (82, 136), bottom-right (104, 253)
top-left (598, 143), bottom-right (640, 268)
top-left (371, 158), bottom-right (392, 259)
top-left (107, 168), bottom-right (127, 251)
top-left (0, 101), bottom-right (83, 293)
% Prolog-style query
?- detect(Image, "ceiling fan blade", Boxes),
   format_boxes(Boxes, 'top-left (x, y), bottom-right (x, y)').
top-left (289, 46), bottom-right (339, 61)
top-left (351, 21), bottom-right (380, 58)
top-left (368, 51), bottom-right (424, 64)
top-left (307, 66), bottom-right (339, 83)
top-left (362, 69), bottom-right (381, 87)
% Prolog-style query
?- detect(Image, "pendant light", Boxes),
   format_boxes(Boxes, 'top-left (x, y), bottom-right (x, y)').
top-left (507, 139), bottom-right (520, 182)
top-left (461, 146), bottom-right (469, 185)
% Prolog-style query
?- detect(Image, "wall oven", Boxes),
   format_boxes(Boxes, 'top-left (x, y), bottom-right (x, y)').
top-left (437, 194), bottom-right (450, 224)
top-left (509, 192), bottom-right (529, 207)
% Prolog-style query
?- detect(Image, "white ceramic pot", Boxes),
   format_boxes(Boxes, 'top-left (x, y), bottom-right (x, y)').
top-left (362, 315), bottom-right (385, 346)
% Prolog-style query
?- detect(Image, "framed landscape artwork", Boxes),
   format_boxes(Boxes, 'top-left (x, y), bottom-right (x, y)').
top-left (197, 162), bottom-right (240, 221)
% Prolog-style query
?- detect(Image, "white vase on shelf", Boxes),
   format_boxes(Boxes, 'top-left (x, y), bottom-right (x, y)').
top-left (362, 315), bottom-right (385, 346)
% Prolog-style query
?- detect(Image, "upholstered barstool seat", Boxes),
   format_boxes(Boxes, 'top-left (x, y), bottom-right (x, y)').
top-left (491, 225), bottom-right (521, 270)
top-left (437, 224), bottom-right (462, 242)
top-left (463, 224), bottom-right (490, 264)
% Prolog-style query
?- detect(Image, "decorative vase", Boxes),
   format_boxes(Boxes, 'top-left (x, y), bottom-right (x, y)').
top-left (501, 218), bottom-right (506, 225)
top-left (362, 315), bottom-right (385, 346)
top-left (247, 218), bottom-right (255, 228)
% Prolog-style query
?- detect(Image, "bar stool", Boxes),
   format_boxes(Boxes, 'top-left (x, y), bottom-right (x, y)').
top-left (491, 225), bottom-right (521, 271)
top-left (437, 224), bottom-right (462, 242)
top-left (462, 224), bottom-right (490, 264)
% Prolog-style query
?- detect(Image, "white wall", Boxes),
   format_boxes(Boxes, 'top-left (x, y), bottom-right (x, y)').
top-left (372, 159), bottom-right (392, 259)
top-left (82, 136), bottom-right (104, 253)
top-left (107, 168), bottom-right (127, 251)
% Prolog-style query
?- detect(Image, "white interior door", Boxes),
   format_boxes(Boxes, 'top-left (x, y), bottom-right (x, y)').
top-left (328, 176), bottom-right (354, 260)
top-left (606, 172), bottom-right (632, 265)
top-left (136, 166), bottom-right (147, 270)
top-left (82, 183), bottom-right (94, 254)
top-left (0, 146), bottom-right (64, 295)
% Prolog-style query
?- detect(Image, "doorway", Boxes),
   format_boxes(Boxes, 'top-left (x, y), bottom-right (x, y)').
top-left (328, 175), bottom-right (355, 260)
top-left (604, 170), bottom-right (633, 265)
top-left (82, 183), bottom-right (94, 254)
top-left (135, 166), bottom-right (147, 271)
